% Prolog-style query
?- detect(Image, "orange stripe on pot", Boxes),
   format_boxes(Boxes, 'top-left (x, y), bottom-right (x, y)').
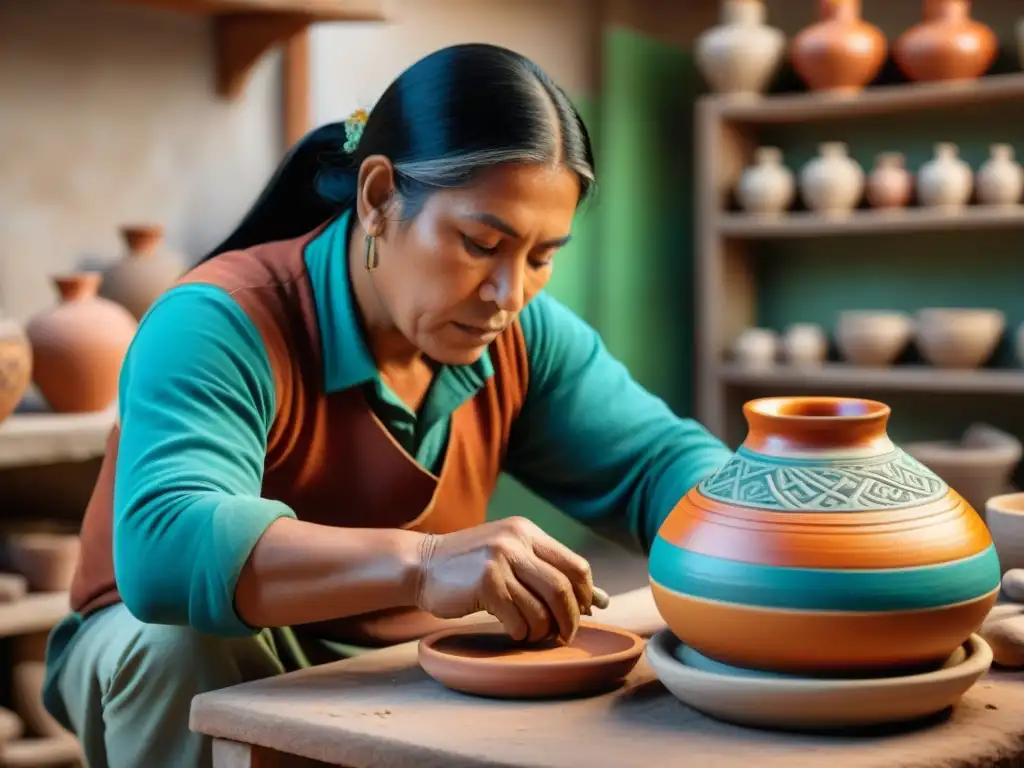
top-left (649, 580), bottom-right (997, 675)
top-left (656, 488), bottom-right (991, 569)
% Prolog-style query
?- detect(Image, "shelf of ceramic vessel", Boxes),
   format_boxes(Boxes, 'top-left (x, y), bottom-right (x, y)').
top-left (709, 72), bottom-right (1024, 125)
top-left (106, 0), bottom-right (387, 99)
top-left (0, 592), bottom-right (69, 638)
top-left (717, 206), bottom-right (1024, 240)
top-left (719, 363), bottom-right (1024, 395)
top-left (0, 398), bottom-right (116, 470)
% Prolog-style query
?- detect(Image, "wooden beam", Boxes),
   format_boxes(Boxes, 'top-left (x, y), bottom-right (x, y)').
top-left (281, 27), bottom-right (312, 151)
top-left (214, 12), bottom-right (311, 100)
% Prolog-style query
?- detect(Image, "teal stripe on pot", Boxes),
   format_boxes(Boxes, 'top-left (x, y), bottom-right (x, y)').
top-left (648, 537), bottom-right (1001, 612)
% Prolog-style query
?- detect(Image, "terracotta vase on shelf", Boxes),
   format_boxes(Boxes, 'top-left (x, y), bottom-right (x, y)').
top-left (866, 153), bottom-right (913, 210)
top-left (735, 147), bottom-right (795, 216)
top-left (0, 317), bottom-right (31, 425)
top-left (894, 0), bottom-right (997, 83)
top-left (648, 395), bottom-right (1000, 675)
top-left (26, 273), bottom-right (138, 414)
top-left (99, 224), bottom-right (184, 321)
top-left (789, 0), bottom-right (887, 95)
top-left (695, 0), bottom-right (786, 98)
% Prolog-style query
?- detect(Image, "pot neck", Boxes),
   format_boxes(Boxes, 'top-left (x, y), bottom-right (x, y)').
top-left (722, 0), bottom-right (766, 25)
top-left (53, 273), bottom-right (102, 303)
top-left (742, 397), bottom-right (894, 459)
top-left (819, 0), bottom-right (860, 21)
top-left (924, 0), bottom-right (968, 22)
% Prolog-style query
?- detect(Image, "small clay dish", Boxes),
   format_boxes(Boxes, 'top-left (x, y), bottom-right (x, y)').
top-left (646, 628), bottom-right (992, 732)
top-left (418, 620), bottom-right (644, 699)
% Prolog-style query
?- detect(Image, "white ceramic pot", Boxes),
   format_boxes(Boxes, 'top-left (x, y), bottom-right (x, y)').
top-left (731, 327), bottom-right (778, 368)
top-left (914, 308), bottom-right (1005, 369)
top-left (987, 493), bottom-right (1024, 574)
top-left (781, 323), bottom-right (827, 367)
top-left (695, 0), bottom-right (786, 97)
top-left (736, 147), bottom-right (795, 216)
top-left (917, 142), bottom-right (973, 211)
top-left (976, 144), bottom-right (1024, 207)
top-left (835, 310), bottom-right (912, 367)
top-left (799, 142), bottom-right (865, 216)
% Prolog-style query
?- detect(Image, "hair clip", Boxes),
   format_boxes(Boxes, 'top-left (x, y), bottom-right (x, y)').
top-left (343, 108), bottom-right (369, 154)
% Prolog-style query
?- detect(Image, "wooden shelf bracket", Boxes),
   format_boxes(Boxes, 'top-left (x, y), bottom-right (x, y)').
top-left (214, 12), bottom-right (312, 100)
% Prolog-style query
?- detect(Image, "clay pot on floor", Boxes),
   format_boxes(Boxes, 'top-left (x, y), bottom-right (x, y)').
top-left (866, 153), bottom-right (913, 210)
top-left (976, 144), bottom-right (1024, 208)
top-left (917, 143), bottom-right (973, 211)
top-left (799, 142), bottom-right (865, 216)
top-left (99, 225), bottom-right (184, 321)
top-left (736, 147), bottom-right (795, 216)
top-left (789, 0), bottom-right (887, 95)
top-left (0, 318), bottom-right (31, 425)
top-left (26, 274), bottom-right (138, 413)
top-left (695, 0), bottom-right (786, 98)
top-left (895, 0), bottom-right (997, 83)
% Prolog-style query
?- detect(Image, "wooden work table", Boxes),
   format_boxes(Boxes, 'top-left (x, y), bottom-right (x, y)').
top-left (190, 588), bottom-right (1024, 768)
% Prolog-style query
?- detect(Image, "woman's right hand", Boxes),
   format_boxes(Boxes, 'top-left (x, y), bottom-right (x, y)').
top-left (414, 516), bottom-right (595, 644)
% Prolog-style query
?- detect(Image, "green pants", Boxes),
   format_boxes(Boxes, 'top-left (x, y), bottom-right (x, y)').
top-left (45, 603), bottom-right (364, 768)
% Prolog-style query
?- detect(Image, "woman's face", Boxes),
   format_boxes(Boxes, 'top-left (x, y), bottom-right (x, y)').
top-left (361, 161), bottom-right (581, 366)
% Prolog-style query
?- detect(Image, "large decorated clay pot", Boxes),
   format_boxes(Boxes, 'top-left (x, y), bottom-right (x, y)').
top-left (99, 224), bottom-right (184, 321)
top-left (26, 273), bottom-right (138, 413)
top-left (649, 396), bottom-right (1000, 675)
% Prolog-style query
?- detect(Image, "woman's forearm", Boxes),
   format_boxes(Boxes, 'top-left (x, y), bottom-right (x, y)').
top-left (234, 517), bottom-right (427, 629)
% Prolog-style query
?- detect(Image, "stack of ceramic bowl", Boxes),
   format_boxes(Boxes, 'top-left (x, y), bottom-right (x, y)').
top-left (645, 396), bottom-right (998, 731)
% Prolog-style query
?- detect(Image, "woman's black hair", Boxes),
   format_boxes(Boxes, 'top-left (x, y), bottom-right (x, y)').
top-left (202, 43), bottom-right (596, 261)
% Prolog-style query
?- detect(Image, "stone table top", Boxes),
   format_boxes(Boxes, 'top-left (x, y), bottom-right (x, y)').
top-left (191, 613), bottom-right (1024, 767)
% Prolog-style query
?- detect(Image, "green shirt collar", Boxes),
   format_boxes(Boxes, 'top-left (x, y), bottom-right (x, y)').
top-left (304, 209), bottom-right (494, 397)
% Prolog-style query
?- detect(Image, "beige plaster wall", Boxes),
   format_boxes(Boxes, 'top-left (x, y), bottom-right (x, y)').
top-left (311, 0), bottom-right (599, 125)
top-left (0, 0), bottom-right (282, 321)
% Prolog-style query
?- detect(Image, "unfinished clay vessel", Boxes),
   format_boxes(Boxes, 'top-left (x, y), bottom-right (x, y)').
top-left (917, 143), bottom-right (973, 211)
top-left (895, 0), bottom-right (997, 83)
top-left (100, 225), bottom-right (184, 321)
top-left (731, 327), bottom-right (777, 368)
top-left (26, 274), bottom-right (138, 413)
top-left (418, 621), bottom-right (644, 699)
top-left (781, 323), bottom-right (827, 367)
top-left (866, 153), bottom-right (913, 210)
top-left (799, 142), bottom-right (865, 216)
top-left (649, 396), bottom-right (1000, 675)
top-left (985, 494), bottom-right (1024, 574)
top-left (976, 144), bottom-right (1024, 208)
top-left (913, 307), bottom-right (1004, 369)
top-left (736, 147), bottom-right (795, 216)
top-left (696, 0), bottom-right (786, 97)
top-left (0, 318), bottom-right (31, 425)
top-left (835, 310), bottom-right (912, 366)
top-left (789, 0), bottom-right (887, 95)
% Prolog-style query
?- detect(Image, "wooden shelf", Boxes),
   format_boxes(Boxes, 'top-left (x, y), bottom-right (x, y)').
top-left (717, 206), bottom-right (1024, 240)
top-left (0, 592), bottom-right (69, 639)
top-left (719, 363), bottom-right (1024, 396)
top-left (108, 0), bottom-right (388, 100)
top-left (0, 396), bottom-right (116, 470)
top-left (709, 72), bottom-right (1024, 125)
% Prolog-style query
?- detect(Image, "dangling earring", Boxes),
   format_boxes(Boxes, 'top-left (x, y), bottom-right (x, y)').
top-left (364, 232), bottom-right (379, 271)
